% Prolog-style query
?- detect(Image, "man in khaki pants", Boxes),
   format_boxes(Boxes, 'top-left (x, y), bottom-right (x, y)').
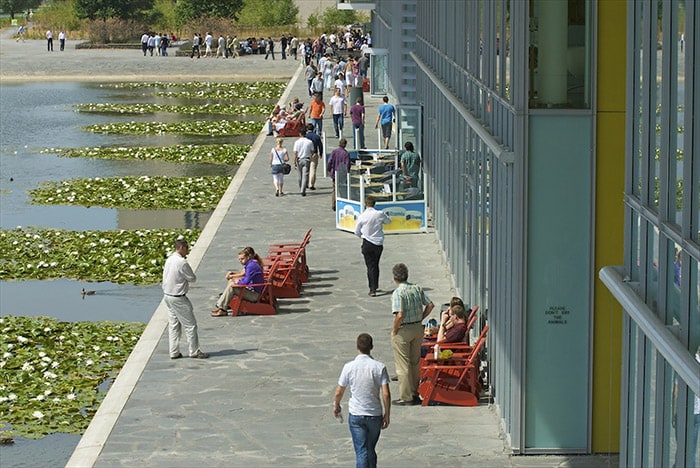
top-left (390, 263), bottom-right (434, 405)
top-left (305, 123), bottom-right (323, 191)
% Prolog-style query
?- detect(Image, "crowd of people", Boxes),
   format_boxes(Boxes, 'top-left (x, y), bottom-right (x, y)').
top-left (140, 31), bottom-right (177, 57)
top-left (184, 25), bottom-right (372, 62)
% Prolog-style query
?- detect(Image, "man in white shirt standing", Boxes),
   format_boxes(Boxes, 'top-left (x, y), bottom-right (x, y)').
top-left (354, 196), bottom-right (391, 296)
top-left (162, 238), bottom-right (208, 359)
top-left (333, 333), bottom-right (391, 468)
top-left (293, 128), bottom-right (314, 197)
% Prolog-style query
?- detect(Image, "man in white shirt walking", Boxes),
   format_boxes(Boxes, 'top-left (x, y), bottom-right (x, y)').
top-left (162, 238), bottom-right (208, 359)
top-left (333, 333), bottom-right (391, 468)
top-left (329, 87), bottom-right (347, 138)
top-left (354, 196), bottom-right (391, 296)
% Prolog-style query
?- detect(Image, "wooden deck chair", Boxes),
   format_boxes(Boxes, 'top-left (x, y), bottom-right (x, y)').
top-left (267, 228), bottom-right (311, 283)
top-left (228, 261), bottom-right (279, 316)
top-left (265, 245), bottom-right (305, 298)
top-left (418, 325), bottom-right (489, 407)
top-left (278, 114), bottom-right (306, 137)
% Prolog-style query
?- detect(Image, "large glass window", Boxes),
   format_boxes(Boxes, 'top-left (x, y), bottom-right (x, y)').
top-left (670, 0), bottom-right (685, 225)
top-left (528, 0), bottom-right (591, 108)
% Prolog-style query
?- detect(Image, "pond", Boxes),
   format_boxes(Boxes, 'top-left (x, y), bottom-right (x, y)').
top-left (0, 81), bottom-right (258, 467)
top-left (0, 82), bottom-right (246, 323)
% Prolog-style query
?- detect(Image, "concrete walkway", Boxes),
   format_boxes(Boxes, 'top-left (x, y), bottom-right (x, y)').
top-left (0, 34), bottom-right (616, 467)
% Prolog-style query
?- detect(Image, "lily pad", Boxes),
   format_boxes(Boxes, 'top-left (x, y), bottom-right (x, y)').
top-left (29, 176), bottom-right (231, 211)
top-left (42, 144), bottom-right (250, 165)
top-left (0, 227), bottom-right (200, 284)
top-left (83, 120), bottom-right (263, 136)
top-left (0, 315), bottom-right (146, 438)
top-left (74, 103), bottom-right (273, 116)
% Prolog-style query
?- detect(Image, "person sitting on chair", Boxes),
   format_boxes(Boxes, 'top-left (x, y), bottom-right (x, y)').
top-left (272, 110), bottom-right (288, 136)
top-left (421, 297), bottom-right (466, 357)
top-left (211, 247), bottom-right (265, 317)
top-left (436, 304), bottom-right (468, 344)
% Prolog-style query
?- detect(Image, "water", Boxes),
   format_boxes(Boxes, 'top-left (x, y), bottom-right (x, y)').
top-left (0, 81), bottom-right (247, 467)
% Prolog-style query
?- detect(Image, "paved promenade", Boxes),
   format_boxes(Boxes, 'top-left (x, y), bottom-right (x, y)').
top-left (1, 34), bottom-right (617, 467)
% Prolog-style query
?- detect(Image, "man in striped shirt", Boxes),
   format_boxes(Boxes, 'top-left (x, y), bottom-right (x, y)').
top-left (390, 263), bottom-right (434, 405)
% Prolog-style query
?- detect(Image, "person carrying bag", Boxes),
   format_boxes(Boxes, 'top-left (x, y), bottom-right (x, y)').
top-left (270, 137), bottom-right (290, 196)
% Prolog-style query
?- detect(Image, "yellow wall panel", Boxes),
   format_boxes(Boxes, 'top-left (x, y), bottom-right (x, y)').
top-left (592, 0), bottom-right (627, 453)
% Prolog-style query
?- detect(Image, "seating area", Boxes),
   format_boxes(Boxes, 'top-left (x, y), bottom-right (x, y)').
top-left (417, 324), bottom-right (489, 407)
top-left (227, 229), bottom-right (311, 316)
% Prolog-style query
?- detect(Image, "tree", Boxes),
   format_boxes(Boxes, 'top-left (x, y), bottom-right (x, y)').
top-left (0, 0), bottom-right (41, 19)
top-left (73, 0), bottom-right (154, 21)
top-left (236, 0), bottom-right (298, 27)
top-left (174, 0), bottom-right (245, 26)
top-left (321, 8), bottom-right (361, 31)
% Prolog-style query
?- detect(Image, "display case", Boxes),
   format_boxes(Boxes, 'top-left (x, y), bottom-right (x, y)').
top-left (333, 149), bottom-right (426, 234)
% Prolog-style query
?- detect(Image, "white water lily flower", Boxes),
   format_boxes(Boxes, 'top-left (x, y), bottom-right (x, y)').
top-left (22, 362), bottom-right (34, 371)
top-left (33, 411), bottom-right (44, 419)
top-left (17, 335), bottom-right (28, 343)
top-left (3, 352), bottom-right (11, 358)
top-left (36, 394), bottom-right (45, 401)
top-left (85, 359), bottom-right (94, 366)
top-left (8, 393), bottom-right (17, 400)
top-left (93, 345), bottom-right (100, 351)
top-left (43, 371), bottom-right (57, 379)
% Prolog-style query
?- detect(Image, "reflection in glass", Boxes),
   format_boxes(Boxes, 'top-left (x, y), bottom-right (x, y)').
top-left (528, 0), bottom-right (590, 108)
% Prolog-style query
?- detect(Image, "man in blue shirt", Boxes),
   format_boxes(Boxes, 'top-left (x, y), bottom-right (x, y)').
top-left (374, 96), bottom-right (396, 149)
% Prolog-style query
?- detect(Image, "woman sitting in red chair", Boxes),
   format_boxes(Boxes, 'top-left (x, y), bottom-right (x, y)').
top-left (211, 247), bottom-right (265, 317)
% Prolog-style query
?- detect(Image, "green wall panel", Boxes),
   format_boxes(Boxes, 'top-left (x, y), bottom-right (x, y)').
top-left (525, 114), bottom-right (592, 450)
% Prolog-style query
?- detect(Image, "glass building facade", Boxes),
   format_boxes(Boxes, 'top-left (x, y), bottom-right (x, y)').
top-left (368, 0), bottom-right (699, 464)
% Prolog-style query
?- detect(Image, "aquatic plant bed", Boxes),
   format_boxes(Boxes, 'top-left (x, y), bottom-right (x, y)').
top-left (0, 315), bottom-right (146, 438)
top-left (74, 103), bottom-right (273, 116)
top-left (98, 81), bottom-right (286, 100)
top-left (0, 227), bottom-right (200, 284)
top-left (29, 176), bottom-right (231, 211)
top-left (42, 144), bottom-right (250, 165)
top-left (83, 120), bottom-right (262, 136)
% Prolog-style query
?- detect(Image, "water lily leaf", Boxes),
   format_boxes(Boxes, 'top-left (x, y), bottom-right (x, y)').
top-left (0, 227), bottom-right (200, 284)
top-left (83, 120), bottom-right (263, 136)
top-left (42, 144), bottom-right (250, 165)
top-left (28, 176), bottom-right (231, 211)
top-left (0, 316), bottom-right (146, 439)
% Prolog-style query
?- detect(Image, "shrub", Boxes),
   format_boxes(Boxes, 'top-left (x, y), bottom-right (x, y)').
top-left (84, 18), bottom-right (150, 43)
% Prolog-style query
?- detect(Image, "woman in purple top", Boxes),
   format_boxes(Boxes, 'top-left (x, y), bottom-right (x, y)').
top-left (212, 247), bottom-right (265, 316)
